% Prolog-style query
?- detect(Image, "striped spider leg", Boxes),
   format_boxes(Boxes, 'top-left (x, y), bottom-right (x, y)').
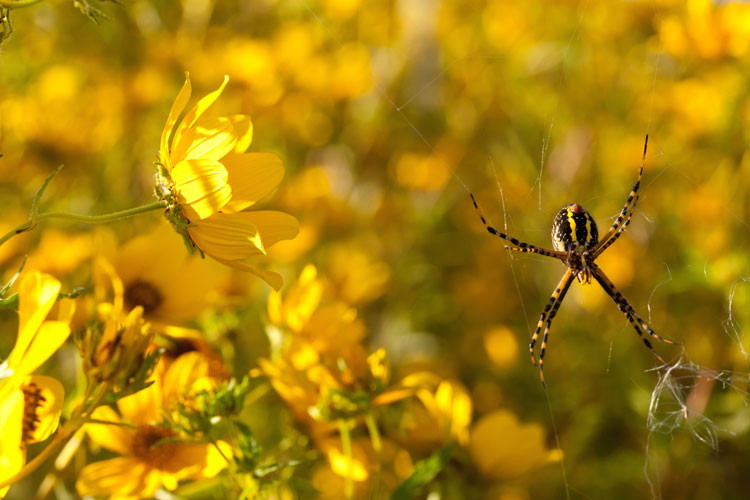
top-left (593, 135), bottom-right (648, 258)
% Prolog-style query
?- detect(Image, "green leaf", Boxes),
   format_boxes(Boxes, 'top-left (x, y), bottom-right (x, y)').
top-left (31, 165), bottom-right (64, 219)
top-left (0, 256), bottom-right (26, 298)
top-left (390, 446), bottom-right (453, 500)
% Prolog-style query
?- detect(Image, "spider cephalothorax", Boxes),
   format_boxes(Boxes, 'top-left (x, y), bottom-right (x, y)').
top-left (470, 135), bottom-right (677, 387)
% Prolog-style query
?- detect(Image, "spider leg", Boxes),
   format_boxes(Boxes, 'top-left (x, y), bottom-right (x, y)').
top-left (591, 263), bottom-right (678, 346)
top-left (504, 245), bottom-right (564, 258)
top-left (593, 194), bottom-right (638, 258)
top-left (470, 192), bottom-right (562, 259)
top-left (594, 135), bottom-right (648, 255)
top-left (590, 264), bottom-right (675, 364)
top-left (529, 268), bottom-right (576, 388)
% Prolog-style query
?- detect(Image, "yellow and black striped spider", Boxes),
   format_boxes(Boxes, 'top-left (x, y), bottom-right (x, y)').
top-left (471, 135), bottom-right (676, 387)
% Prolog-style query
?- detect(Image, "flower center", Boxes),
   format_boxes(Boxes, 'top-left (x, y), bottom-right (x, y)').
top-left (124, 280), bottom-right (163, 316)
top-left (21, 382), bottom-right (47, 442)
top-left (131, 425), bottom-right (178, 467)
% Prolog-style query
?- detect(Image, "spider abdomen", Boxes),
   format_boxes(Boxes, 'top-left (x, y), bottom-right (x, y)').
top-left (551, 203), bottom-right (599, 252)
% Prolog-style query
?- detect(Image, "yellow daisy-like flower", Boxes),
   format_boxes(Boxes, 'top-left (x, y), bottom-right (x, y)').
top-left (109, 224), bottom-right (228, 324)
top-left (0, 272), bottom-right (73, 498)
top-left (157, 73), bottom-right (299, 290)
top-left (76, 353), bottom-right (229, 499)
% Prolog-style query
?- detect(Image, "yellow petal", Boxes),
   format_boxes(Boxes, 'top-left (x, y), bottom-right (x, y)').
top-left (220, 153), bottom-right (285, 213)
top-left (171, 116), bottom-right (237, 165)
top-left (161, 74), bottom-right (192, 168)
top-left (201, 440), bottom-right (233, 478)
top-left (209, 257), bottom-right (284, 291)
top-left (276, 264), bottom-right (322, 331)
top-left (326, 447), bottom-right (369, 482)
top-left (372, 387), bottom-right (417, 406)
top-left (117, 375), bottom-right (163, 426)
top-left (172, 159), bottom-right (231, 220)
top-left (56, 297), bottom-right (76, 324)
top-left (76, 457), bottom-right (157, 498)
top-left (227, 114), bottom-right (253, 153)
top-left (11, 320), bottom-right (71, 379)
top-left (0, 389), bottom-right (25, 493)
top-left (187, 212), bottom-right (264, 259)
top-left (21, 375), bottom-right (65, 443)
top-left (161, 352), bottom-right (211, 405)
top-left (94, 257), bottom-right (124, 316)
top-left (161, 440), bottom-right (229, 480)
top-left (11, 272), bottom-right (61, 371)
top-left (237, 211), bottom-right (300, 249)
top-left (172, 76), bottom-right (229, 150)
top-left (85, 406), bottom-right (132, 456)
top-left (399, 371), bottom-right (441, 388)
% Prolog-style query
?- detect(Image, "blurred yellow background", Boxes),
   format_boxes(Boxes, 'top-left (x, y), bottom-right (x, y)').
top-left (1, 0), bottom-right (750, 499)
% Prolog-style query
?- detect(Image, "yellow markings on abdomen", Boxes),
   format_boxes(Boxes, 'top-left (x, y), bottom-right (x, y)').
top-left (566, 206), bottom-right (578, 243)
top-left (584, 212), bottom-right (593, 245)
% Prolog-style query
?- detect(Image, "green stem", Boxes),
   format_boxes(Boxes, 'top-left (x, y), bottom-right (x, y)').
top-left (38, 201), bottom-right (167, 224)
top-left (364, 413), bottom-right (383, 491)
top-left (364, 413), bottom-right (381, 456)
top-left (0, 201), bottom-right (167, 247)
top-left (338, 419), bottom-right (354, 500)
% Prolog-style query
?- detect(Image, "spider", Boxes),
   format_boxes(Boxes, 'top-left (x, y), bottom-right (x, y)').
top-left (471, 135), bottom-right (676, 387)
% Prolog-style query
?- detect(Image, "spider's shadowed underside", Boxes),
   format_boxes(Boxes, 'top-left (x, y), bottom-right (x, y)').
top-left (471, 135), bottom-right (677, 387)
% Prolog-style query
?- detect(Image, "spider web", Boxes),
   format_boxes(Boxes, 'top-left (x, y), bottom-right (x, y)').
top-left (643, 276), bottom-right (750, 499)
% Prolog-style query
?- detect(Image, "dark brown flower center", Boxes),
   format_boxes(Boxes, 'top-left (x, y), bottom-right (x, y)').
top-left (131, 425), bottom-right (178, 466)
top-left (124, 280), bottom-right (163, 316)
top-left (21, 382), bottom-right (47, 442)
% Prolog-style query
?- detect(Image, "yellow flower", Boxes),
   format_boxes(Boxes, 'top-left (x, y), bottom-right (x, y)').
top-left (157, 73), bottom-right (299, 290)
top-left (77, 353), bottom-right (229, 499)
top-left (109, 224), bottom-right (228, 324)
top-left (312, 437), bottom-right (414, 498)
top-left (469, 409), bottom-right (562, 480)
top-left (396, 375), bottom-right (473, 449)
top-left (0, 272), bottom-right (73, 497)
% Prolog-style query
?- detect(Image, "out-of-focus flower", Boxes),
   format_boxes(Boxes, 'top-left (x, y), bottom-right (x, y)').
top-left (24, 230), bottom-right (95, 276)
top-left (327, 242), bottom-right (390, 304)
top-left (469, 409), bottom-right (561, 480)
top-left (267, 265), bottom-right (367, 365)
top-left (156, 73), bottom-right (298, 290)
top-left (483, 325), bottom-right (519, 370)
top-left (0, 65), bottom-right (125, 155)
top-left (76, 353), bottom-right (230, 499)
top-left (109, 224), bottom-right (227, 324)
top-left (392, 139), bottom-right (463, 192)
top-left (395, 374), bottom-right (473, 449)
top-left (658, 0), bottom-right (750, 60)
top-left (259, 266), bottom-right (419, 434)
top-left (312, 437), bottom-right (414, 498)
top-left (0, 272), bottom-right (73, 498)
